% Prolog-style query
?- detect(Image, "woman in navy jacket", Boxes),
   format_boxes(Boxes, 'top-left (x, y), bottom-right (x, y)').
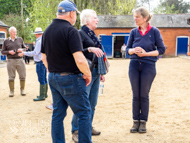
top-left (126, 7), bottom-right (165, 133)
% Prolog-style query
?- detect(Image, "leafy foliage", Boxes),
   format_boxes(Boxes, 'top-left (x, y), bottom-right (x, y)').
top-left (29, 0), bottom-right (59, 33)
top-left (2, 13), bottom-right (34, 43)
top-left (0, 0), bottom-right (32, 18)
top-left (154, 0), bottom-right (190, 14)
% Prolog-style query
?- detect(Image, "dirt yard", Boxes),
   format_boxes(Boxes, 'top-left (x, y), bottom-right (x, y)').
top-left (0, 57), bottom-right (190, 143)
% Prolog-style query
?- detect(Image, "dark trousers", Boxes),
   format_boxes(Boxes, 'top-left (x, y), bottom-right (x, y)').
top-left (129, 60), bottom-right (156, 121)
top-left (24, 56), bottom-right (30, 64)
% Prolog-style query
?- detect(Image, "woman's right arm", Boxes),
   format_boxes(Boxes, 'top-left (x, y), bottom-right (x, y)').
top-left (88, 47), bottom-right (103, 57)
top-left (126, 30), bottom-right (135, 55)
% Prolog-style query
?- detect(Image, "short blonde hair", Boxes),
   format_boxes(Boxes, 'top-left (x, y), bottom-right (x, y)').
top-left (80, 9), bottom-right (97, 26)
top-left (9, 26), bottom-right (17, 33)
top-left (134, 7), bottom-right (152, 22)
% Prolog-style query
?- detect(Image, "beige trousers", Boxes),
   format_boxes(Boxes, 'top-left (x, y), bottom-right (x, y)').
top-left (7, 59), bottom-right (26, 81)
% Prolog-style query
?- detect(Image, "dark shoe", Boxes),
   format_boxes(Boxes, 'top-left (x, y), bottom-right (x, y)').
top-left (72, 130), bottom-right (78, 143)
top-left (92, 127), bottom-right (101, 135)
top-left (130, 120), bottom-right (140, 133)
top-left (33, 84), bottom-right (46, 101)
top-left (139, 120), bottom-right (147, 133)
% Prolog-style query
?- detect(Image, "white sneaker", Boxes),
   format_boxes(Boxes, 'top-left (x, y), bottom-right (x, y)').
top-left (46, 104), bottom-right (53, 110)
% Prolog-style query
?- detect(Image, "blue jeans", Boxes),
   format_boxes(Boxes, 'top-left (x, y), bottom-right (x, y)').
top-left (36, 61), bottom-right (47, 85)
top-left (71, 67), bottom-right (100, 133)
top-left (48, 73), bottom-right (92, 143)
top-left (129, 60), bottom-right (156, 121)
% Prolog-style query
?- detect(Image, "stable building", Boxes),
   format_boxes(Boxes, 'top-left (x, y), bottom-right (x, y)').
top-left (0, 20), bottom-right (9, 49)
top-left (95, 14), bottom-right (190, 58)
top-left (0, 20), bottom-right (9, 61)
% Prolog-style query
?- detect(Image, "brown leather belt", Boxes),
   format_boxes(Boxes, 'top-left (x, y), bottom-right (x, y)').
top-left (60, 72), bottom-right (73, 76)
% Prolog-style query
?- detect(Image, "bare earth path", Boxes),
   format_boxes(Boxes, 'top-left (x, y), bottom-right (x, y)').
top-left (0, 57), bottom-right (190, 143)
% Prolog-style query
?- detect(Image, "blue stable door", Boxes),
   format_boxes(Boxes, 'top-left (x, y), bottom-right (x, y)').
top-left (101, 35), bottom-right (113, 58)
top-left (125, 36), bottom-right (130, 58)
top-left (176, 36), bottom-right (189, 56)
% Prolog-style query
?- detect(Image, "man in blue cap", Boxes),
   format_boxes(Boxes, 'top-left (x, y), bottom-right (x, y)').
top-left (41, 0), bottom-right (92, 143)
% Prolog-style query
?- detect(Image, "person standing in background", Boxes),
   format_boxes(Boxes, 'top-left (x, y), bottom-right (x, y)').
top-left (121, 43), bottom-right (126, 58)
top-left (1, 26), bottom-right (27, 97)
top-left (19, 27), bottom-right (48, 101)
top-left (24, 45), bottom-right (30, 64)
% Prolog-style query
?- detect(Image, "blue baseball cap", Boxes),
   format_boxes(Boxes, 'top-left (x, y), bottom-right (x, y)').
top-left (57, 0), bottom-right (80, 14)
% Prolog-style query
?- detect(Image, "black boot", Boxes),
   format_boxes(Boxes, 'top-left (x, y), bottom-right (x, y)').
top-left (139, 120), bottom-right (147, 133)
top-left (130, 120), bottom-right (140, 133)
top-left (33, 84), bottom-right (46, 101)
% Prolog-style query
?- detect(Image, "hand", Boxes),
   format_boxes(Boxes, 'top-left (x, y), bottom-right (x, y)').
top-left (9, 50), bottom-right (15, 55)
top-left (17, 48), bottom-right (23, 53)
top-left (82, 74), bottom-right (92, 86)
top-left (100, 75), bottom-right (105, 82)
top-left (136, 49), bottom-right (147, 57)
top-left (89, 47), bottom-right (104, 57)
top-left (134, 47), bottom-right (143, 54)
top-left (18, 52), bottom-right (24, 57)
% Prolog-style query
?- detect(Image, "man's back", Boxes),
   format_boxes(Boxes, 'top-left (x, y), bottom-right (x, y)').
top-left (41, 19), bottom-right (82, 73)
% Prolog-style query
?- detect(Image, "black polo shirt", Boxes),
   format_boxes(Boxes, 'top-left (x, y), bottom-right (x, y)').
top-left (41, 19), bottom-right (83, 73)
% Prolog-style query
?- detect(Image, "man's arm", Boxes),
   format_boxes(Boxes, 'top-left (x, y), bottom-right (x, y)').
top-left (73, 51), bottom-right (91, 86)
top-left (41, 53), bottom-right (48, 69)
top-left (19, 40), bottom-right (41, 57)
top-left (1, 41), bottom-right (15, 55)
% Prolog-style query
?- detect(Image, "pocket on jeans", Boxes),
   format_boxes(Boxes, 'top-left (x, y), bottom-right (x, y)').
top-left (60, 84), bottom-right (74, 95)
top-left (57, 76), bottom-right (75, 96)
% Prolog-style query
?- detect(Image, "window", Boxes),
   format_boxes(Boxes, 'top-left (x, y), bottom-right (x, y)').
top-left (0, 32), bottom-right (5, 39)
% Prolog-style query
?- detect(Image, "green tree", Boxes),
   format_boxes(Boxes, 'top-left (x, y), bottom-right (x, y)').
top-left (0, 0), bottom-right (33, 42)
top-left (30, 0), bottom-right (137, 38)
top-left (2, 13), bottom-right (33, 43)
top-left (30, 0), bottom-right (59, 33)
top-left (106, 0), bottom-right (136, 15)
top-left (0, 0), bottom-right (32, 18)
top-left (154, 0), bottom-right (190, 14)
top-left (74, 0), bottom-right (136, 28)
